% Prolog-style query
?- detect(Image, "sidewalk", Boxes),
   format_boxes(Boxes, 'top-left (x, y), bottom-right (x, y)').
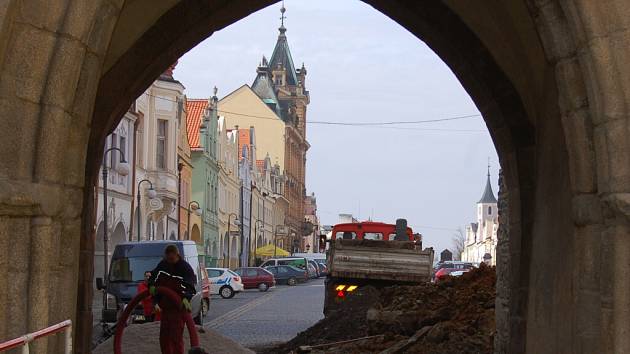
top-left (92, 322), bottom-right (253, 354)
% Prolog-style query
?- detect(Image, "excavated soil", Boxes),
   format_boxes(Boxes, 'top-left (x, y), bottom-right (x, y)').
top-left (263, 265), bottom-right (495, 354)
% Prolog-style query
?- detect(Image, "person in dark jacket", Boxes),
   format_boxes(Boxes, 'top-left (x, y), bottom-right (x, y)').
top-left (149, 244), bottom-right (197, 354)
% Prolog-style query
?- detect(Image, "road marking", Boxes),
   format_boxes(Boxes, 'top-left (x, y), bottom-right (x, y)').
top-left (205, 288), bottom-right (286, 329)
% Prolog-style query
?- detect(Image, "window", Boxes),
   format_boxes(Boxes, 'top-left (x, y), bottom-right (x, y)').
top-left (488, 206), bottom-right (492, 215)
top-left (119, 136), bottom-right (126, 163)
top-left (136, 113), bottom-right (144, 167)
top-left (157, 119), bottom-right (167, 169)
top-left (363, 232), bottom-right (383, 240)
top-left (207, 269), bottom-right (224, 278)
top-left (246, 269), bottom-right (258, 277)
top-left (335, 231), bottom-right (357, 240)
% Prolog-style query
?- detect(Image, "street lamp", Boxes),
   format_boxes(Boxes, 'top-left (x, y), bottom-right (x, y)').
top-left (187, 201), bottom-right (202, 241)
top-left (136, 179), bottom-right (156, 242)
top-left (101, 147), bottom-right (129, 311)
top-left (253, 219), bottom-right (264, 266)
top-left (274, 224), bottom-right (284, 258)
top-left (226, 213), bottom-right (239, 268)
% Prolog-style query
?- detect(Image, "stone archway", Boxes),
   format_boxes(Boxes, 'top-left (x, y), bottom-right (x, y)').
top-left (0, 1), bottom-right (628, 353)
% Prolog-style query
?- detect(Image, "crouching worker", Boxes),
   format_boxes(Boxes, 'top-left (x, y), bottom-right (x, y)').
top-left (149, 244), bottom-right (197, 354)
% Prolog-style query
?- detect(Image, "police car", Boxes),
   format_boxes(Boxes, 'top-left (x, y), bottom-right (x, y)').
top-left (205, 267), bottom-right (245, 299)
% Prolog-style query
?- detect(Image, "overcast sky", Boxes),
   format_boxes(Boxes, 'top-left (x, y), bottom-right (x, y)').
top-left (176, 0), bottom-right (499, 254)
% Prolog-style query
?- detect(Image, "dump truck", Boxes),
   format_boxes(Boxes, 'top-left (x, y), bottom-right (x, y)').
top-left (322, 219), bottom-right (434, 314)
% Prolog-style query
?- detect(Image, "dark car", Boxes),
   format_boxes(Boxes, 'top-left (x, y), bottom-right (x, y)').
top-left (264, 265), bottom-right (308, 286)
top-left (234, 267), bottom-right (276, 292)
top-left (307, 259), bottom-right (321, 278)
top-left (307, 260), bottom-right (319, 278)
top-left (316, 262), bottom-right (328, 276)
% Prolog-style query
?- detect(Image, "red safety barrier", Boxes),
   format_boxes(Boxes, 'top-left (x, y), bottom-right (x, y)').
top-left (113, 286), bottom-right (199, 354)
top-left (0, 320), bottom-right (72, 353)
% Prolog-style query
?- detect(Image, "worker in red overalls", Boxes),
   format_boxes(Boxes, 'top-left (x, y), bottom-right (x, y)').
top-left (149, 245), bottom-right (196, 354)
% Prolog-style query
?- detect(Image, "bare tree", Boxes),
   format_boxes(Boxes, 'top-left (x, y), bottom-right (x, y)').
top-left (452, 227), bottom-right (466, 261)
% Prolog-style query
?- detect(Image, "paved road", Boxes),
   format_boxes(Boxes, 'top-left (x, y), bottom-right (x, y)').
top-left (203, 277), bottom-right (325, 349)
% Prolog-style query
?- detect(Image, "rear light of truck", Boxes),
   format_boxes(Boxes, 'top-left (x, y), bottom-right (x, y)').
top-left (335, 284), bottom-right (358, 298)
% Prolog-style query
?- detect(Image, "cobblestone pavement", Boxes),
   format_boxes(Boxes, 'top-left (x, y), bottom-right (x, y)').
top-left (205, 277), bottom-right (325, 349)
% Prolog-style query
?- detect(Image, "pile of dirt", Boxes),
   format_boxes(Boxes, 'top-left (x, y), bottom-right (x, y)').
top-left (261, 285), bottom-right (381, 354)
top-left (263, 265), bottom-right (495, 354)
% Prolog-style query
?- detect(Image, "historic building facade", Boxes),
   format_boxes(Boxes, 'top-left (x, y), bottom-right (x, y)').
top-left (251, 7), bottom-right (310, 248)
top-left (93, 109), bottom-right (136, 313)
top-left (461, 170), bottom-right (499, 265)
top-left (134, 69), bottom-right (185, 242)
top-left (177, 96), bottom-right (196, 243)
top-left (304, 192), bottom-right (320, 254)
top-left (217, 116), bottom-right (241, 268)
top-left (251, 155), bottom-right (278, 264)
top-left (237, 127), bottom-right (254, 267)
top-left (187, 92), bottom-right (220, 266)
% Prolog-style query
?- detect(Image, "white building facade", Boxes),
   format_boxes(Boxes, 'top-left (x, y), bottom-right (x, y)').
top-left (93, 109), bottom-right (136, 316)
top-left (461, 171), bottom-right (499, 265)
top-left (134, 70), bottom-right (185, 241)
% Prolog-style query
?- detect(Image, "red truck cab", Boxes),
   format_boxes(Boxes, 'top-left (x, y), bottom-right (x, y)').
top-left (331, 221), bottom-right (414, 241)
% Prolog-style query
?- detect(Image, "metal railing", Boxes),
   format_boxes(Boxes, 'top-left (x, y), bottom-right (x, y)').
top-left (0, 320), bottom-right (72, 353)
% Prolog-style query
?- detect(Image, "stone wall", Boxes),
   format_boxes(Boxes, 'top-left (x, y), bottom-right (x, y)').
top-left (0, 1), bottom-right (629, 353)
top-left (495, 170), bottom-right (510, 353)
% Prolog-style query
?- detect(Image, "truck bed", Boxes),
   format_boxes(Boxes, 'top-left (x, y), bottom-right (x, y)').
top-left (328, 239), bottom-right (434, 283)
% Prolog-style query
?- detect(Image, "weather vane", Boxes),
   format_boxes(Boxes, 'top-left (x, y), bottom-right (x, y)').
top-left (280, 1), bottom-right (286, 27)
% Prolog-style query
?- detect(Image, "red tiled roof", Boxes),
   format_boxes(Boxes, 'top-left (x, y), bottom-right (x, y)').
top-left (238, 129), bottom-right (251, 160)
top-left (186, 99), bottom-right (208, 149)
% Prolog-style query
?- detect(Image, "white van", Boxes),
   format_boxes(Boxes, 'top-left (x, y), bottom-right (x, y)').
top-left (291, 253), bottom-right (326, 262)
top-left (260, 257), bottom-right (308, 270)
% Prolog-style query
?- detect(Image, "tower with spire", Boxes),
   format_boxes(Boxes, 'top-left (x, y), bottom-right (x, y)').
top-left (461, 166), bottom-right (499, 265)
top-left (251, 2), bottom-right (310, 244)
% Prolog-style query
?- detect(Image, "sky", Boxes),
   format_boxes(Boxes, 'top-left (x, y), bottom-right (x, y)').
top-left (176, 0), bottom-right (500, 254)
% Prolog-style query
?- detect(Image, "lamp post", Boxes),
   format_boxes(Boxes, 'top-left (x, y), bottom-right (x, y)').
top-left (187, 201), bottom-right (202, 241)
top-left (136, 179), bottom-right (156, 242)
top-left (226, 213), bottom-right (239, 268)
top-left (253, 220), bottom-right (264, 266)
top-left (101, 147), bottom-right (129, 310)
top-left (274, 224), bottom-right (284, 258)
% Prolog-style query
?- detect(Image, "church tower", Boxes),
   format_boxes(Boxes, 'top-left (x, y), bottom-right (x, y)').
top-left (252, 3), bottom-right (310, 244)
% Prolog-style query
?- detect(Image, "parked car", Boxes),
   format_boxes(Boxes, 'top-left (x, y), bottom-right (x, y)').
top-left (316, 262), bottom-right (328, 276)
top-left (307, 259), bottom-right (322, 277)
top-left (433, 261), bottom-right (475, 282)
top-left (450, 269), bottom-right (471, 277)
top-left (264, 265), bottom-right (308, 286)
top-left (97, 240), bottom-right (206, 325)
top-left (306, 261), bottom-right (319, 279)
top-left (234, 267), bottom-right (276, 291)
top-left (205, 267), bottom-right (244, 298)
top-left (200, 267), bottom-right (211, 313)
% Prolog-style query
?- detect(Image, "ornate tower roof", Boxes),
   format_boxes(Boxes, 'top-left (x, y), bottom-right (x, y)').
top-left (478, 168), bottom-right (497, 204)
top-left (252, 56), bottom-right (281, 114)
top-left (269, 3), bottom-right (299, 86)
